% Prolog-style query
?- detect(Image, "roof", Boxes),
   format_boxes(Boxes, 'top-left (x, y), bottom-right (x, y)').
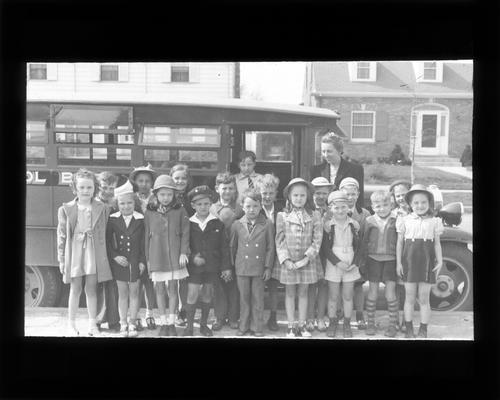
top-left (310, 61), bottom-right (473, 98)
top-left (26, 92), bottom-right (340, 119)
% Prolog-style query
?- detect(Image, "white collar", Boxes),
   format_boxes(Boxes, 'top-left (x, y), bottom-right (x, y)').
top-left (189, 213), bottom-right (218, 231)
top-left (237, 172), bottom-right (258, 180)
top-left (263, 203), bottom-right (274, 216)
top-left (110, 211), bottom-right (144, 220)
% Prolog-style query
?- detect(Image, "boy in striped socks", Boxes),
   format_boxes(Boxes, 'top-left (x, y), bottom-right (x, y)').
top-left (359, 191), bottom-right (399, 337)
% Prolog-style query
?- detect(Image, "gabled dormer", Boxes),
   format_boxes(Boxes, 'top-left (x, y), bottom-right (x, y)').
top-left (413, 61), bottom-right (444, 83)
top-left (348, 61), bottom-right (377, 82)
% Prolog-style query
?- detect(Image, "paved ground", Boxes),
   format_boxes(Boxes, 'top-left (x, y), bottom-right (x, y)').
top-left (25, 307), bottom-right (473, 340)
top-left (429, 166), bottom-right (473, 179)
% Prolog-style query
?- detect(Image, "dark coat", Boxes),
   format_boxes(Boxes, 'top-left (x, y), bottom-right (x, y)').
top-left (57, 198), bottom-right (112, 284)
top-left (230, 214), bottom-right (275, 276)
top-left (106, 211), bottom-right (147, 282)
top-left (358, 214), bottom-right (398, 268)
top-left (320, 219), bottom-right (362, 268)
top-left (188, 215), bottom-right (230, 274)
top-left (310, 158), bottom-right (365, 208)
top-left (144, 205), bottom-right (190, 273)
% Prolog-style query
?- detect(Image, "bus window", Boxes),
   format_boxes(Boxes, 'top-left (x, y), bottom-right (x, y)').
top-left (54, 105), bottom-right (131, 132)
top-left (144, 148), bottom-right (218, 170)
top-left (26, 121), bottom-right (48, 143)
top-left (141, 125), bottom-right (220, 147)
top-left (245, 131), bottom-right (292, 162)
top-left (26, 146), bottom-right (46, 165)
top-left (27, 105), bottom-right (49, 165)
top-left (58, 147), bottom-right (132, 166)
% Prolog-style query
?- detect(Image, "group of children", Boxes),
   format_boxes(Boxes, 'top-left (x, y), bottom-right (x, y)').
top-left (57, 150), bottom-right (444, 339)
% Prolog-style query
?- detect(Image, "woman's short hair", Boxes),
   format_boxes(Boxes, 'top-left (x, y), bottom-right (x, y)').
top-left (255, 173), bottom-right (280, 192)
top-left (69, 168), bottom-right (100, 198)
top-left (238, 150), bottom-right (257, 163)
top-left (320, 131), bottom-right (344, 154)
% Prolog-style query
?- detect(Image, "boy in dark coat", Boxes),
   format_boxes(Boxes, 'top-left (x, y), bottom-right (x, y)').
top-left (183, 186), bottom-right (231, 337)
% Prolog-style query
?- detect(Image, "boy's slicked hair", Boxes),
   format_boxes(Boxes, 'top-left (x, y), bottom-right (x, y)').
top-left (238, 150), bottom-right (257, 163)
top-left (96, 171), bottom-right (119, 186)
top-left (370, 190), bottom-right (391, 204)
top-left (215, 171), bottom-right (236, 187)
top-left (69, 168), bottom-right (100, 198)
top-left (240, 188), bottom-right (262, 205)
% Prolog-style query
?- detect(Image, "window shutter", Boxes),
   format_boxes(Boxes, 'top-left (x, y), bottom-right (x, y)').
top-left (90, 63), bottom-right (101, 81)
top-left (46, 63), bottom-right (58, 80)
top-left (189, 63), bottom-right (200, 83)
top-left (375, 111), bottom-right (388, 141)
top-left (118, 63), bottom-right (129, 81)
top-left (413, 61), bottom-right (424, 82)
top-left (369, 62), bottom-right (377, 81)
top-left (440, 114), bottom-right (447, 136)
top-left (436, 62), bottom-right (444, 82)
top-left (347, 62), bottom-right (356, 81)
top-left (160, 63), bottom-right (171, 82)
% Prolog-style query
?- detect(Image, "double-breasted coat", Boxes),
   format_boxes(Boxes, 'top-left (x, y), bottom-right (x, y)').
top-left (106, 211), bottom-right (147, 282)
top-left (144, 204), bottom-right (190, 274)
top-left (57, 198), bottom-right (112, 284)
top-left (230, 214), bottom-right (275, 277)
top-left (188, 215), bottom-right (230, 275)
top-left (275, 209), bottom-right (324, 284)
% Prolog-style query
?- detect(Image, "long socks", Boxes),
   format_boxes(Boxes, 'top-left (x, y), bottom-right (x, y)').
top-left (387, 299), bottom-right (399, 328)
top-left (366, 299), bottom-right (376, 327)
top-left (185, 303), bottom-right (196, 329)
top-left (200, 302), bottom-right (210, 327)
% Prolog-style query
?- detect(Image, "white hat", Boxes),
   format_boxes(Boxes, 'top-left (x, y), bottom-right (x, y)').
top-left (114, 180), bottom-right (135, 198)
top-left (339, 177), bottom-right (359, 190)
top-left (311, 177), bottom-right (335, 187)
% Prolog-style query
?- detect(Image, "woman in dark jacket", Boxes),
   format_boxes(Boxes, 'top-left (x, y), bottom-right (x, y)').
top-left (310, 131), bottom-right (365, 209)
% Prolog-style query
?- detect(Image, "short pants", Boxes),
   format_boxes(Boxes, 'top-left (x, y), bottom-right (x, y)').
top-left (366, 258), bottom-right (397, 283)
top-left (324, 260), bottom-right (361, 283)
top-left (151, 268), bottom-right (189, 283)
top-left (187, 270), bottom-right (218, 285)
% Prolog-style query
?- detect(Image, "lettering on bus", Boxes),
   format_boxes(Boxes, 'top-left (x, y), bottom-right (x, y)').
top-left (26, 171), bottom-right (73, 186)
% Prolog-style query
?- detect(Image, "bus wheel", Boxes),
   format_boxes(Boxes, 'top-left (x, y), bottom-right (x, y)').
top-left (25, 266), bottom-right (62, 307)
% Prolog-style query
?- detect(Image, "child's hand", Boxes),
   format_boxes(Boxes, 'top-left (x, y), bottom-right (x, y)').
top-left (284, 259), bottom-right (296, 270)
top-left (345, 263), bottom-right (356, 272)
top-left (432, 261), bottom-right (443, 276)
top-left (114, 256), bottom-right (129, 267)
top-left (262, 268), bottom-right (271, 281)
top-left (139, 262), bottom-right (146, 275)
top-left (221, 269), bottom-right (232, 282)
top-left (179, 254), bottom-right (189, 268)
top-left (294, 257), bottom-right (309, 269)
top-left (396, 263), bottom-right (404, 278)
top-left (336, 261), bottom-right (349, 271)
top-left (59, 262), bottom-right (65, 275)
top-left (193, 253), bottom-right (206, 267)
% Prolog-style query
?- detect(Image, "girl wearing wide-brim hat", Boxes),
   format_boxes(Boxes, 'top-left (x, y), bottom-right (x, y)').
top-left (144, 175), bottom-right (190, 337)
top-left (396, 184), bottom-right (444, 339)
top-left (275, 178), bottom-right (323, 337)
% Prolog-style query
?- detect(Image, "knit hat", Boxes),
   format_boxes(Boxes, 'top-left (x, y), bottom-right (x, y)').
top-left (283, 177), bottom-right (315, 200)
top-left (404, 184), bottom-right (434, 209)
top-left (187, 185), bottom-right (215, 203)
top-left (311, 177), bottom-right (335, 188)
top-left (114, 180), bottom-right (134, 198)
top-left (129, 164), bottom-right (157, 183)
top-left (153, 175), bottom-right (178, 192)
top-left (339, 177), bottom-right (359, 190)
top-left (328, 190), bottom-right (349, 205)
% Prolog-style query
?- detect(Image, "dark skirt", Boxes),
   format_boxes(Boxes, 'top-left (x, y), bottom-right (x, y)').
top-left (111, 262), bottom-right (141, 283)
top-left (402, 239), bottom-right (437, 284)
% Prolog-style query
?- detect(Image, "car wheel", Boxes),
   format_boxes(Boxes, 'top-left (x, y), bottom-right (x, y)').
top-left (25, 266), bottom-right (62, 307)
top-left (430, 243), bottom-right (473, 311)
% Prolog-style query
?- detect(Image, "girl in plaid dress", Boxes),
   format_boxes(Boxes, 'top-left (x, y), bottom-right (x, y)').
top-left (276, 178), bottom-right (323, 337)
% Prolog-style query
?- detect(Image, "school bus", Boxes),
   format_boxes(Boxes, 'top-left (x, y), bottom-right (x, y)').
top-left (25, 97), bottom-right (342, 308)
top-left (26, 97), bottom-right (472, 312)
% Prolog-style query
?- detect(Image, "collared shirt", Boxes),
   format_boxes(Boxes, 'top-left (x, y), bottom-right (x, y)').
top-left (189, 213), bottom-right (218, 232)
top-left (262, 203), bottom-right (275, 224)
top-left (396, 212), bottom-right (444, 240)
top-left (329, 164), bottom-right (338, 184)
top-left (123, 214), bottom-right (133, 228)
top-left (110, 211), bottom-right (144, 226)
top-left (235, 172), bottom-right (262, 202)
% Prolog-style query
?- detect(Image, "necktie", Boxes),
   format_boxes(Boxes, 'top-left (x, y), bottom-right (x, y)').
top-left (247, 222), bottom-right (254, 235)
top-left (248, 176), bottom-right (254, 189)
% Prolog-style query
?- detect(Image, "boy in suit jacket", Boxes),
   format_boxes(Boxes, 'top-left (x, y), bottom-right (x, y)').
top-left (230, 189), bottom-right (275, 336)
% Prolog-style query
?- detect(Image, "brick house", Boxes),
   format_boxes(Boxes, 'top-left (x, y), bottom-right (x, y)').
top-left (302, 61), bottom-right (473, 166)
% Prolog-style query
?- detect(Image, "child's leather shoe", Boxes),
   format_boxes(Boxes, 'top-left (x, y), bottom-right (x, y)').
top-left (384, 325), bottom-right (397, 338)
top-left (343, 318), bottom-right (353, 338)
top-left (199, 325), bottom-right (213, 337)
top-left (366, 323), bottom-right (376, 336)
top-left (159, 325), bottom-right (169, 336)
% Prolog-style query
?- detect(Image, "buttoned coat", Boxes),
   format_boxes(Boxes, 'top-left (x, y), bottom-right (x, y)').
top-left (106, 211), bottom-right (147, 282)
top-left (275, 209), bottom-right (323, 284)
top-left (144, 205), bottom-right (190, 273)
top-left (57, 198), bottom-right (112, 284)
top-left (310, 158), bottom-right (365, 208)
top-left (230, 214), bottom-right (275, 277)
top-left (188, 216), bottom-right (230, 275)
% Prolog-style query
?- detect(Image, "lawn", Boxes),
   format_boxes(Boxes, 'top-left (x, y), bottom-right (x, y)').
top-left (364, 163), bottom-right (472, 190)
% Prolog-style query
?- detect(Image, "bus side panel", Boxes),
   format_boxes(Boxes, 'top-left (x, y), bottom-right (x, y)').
top-left (26, 186), bottom-right (53, 227)
top-left (52, 186), bottom-right (75, 227)
top-left (25, 228), bottom-right (57, 266)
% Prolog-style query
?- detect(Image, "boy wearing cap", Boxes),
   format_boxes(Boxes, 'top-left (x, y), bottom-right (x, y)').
top-left (230, 189), bottom-right (275, 337)
top-left (306, 177), bottom-right (335, 332)
top-left (129, 165), bottom-right (158, 330)
top-left (209, 172), bottom-right (242, 330)
top-left (145, 175), bottom-right (190, 336)
top-left (359, 191), bottom-right (399, 337)
top-left (320, 190), bottom-right (362, 338)
top-left (183, 185), bottom-right (230, 336)
top-left (339, 177), bottom-right (371, 330)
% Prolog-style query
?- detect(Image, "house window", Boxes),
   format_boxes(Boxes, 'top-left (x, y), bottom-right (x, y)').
top-left (100, 64), bottom-right (119, 81)
top-left (171, 64), bottom-right (189, 82)
top-left (29, 64), bottom-right (47, 80)
top-left (351, 111), bottom-right (375, 142)
top-left (423, 62), bottom-right (437, 80)
top-left (357, 62), bottom-right (371, 80)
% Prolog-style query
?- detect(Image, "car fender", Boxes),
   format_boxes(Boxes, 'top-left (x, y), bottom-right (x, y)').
top-left (440, 226), bottom-right (472, 244)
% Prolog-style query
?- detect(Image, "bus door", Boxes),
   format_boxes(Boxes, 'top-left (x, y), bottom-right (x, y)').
top-left (229, 126), bottom-right (299, 200)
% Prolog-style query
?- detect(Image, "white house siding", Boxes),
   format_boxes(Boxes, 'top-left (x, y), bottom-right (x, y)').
top-left (27, 62), bottom-right (236, 100)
